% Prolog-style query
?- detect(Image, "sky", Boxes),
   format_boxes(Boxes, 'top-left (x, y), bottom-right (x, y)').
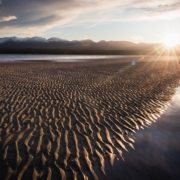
top-left (0, 0), bottom-right (180, 43)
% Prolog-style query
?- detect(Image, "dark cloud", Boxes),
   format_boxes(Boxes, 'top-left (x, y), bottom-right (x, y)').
top-left (134, 1), bottom-right (180, 13)
top-left (0, 0), bottom-right (82, 26)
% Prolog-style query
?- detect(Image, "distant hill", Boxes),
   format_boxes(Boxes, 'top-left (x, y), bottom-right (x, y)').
top-left (0, 37), bottom-right (179, 55)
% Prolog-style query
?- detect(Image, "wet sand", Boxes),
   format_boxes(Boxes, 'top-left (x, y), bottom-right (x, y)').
top-left (0, 57), bottom-right (180, 179)
top-left (106, 86), bottom-right (180, 180)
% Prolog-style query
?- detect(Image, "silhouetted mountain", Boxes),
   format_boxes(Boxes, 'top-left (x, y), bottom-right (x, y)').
top-left (0, 37), bottom-right (179, 55)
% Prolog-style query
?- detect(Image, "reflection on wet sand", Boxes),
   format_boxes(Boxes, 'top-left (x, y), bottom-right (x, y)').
top-left (106, 86), bottom-right (180, 180)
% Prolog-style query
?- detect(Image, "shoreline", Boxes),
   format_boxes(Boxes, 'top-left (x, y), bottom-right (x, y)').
top-left (106, 86), bottom-right (180, 180)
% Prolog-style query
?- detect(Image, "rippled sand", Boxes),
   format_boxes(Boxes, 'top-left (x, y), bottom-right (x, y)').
top-left (0, 58), bottom-right (180, 179)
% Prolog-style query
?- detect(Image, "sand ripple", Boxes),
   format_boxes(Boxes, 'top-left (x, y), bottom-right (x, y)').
top-left (0, 59), bottom-right (179, 179)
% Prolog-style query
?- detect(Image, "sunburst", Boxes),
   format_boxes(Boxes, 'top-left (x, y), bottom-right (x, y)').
top-left (163, 35), bottom-right (179, 49)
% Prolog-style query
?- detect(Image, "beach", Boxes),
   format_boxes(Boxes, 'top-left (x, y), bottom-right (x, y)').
top-left (106, 86), bottom-right (180, 180)
top-left (0, 57), bottom-right (180, 179)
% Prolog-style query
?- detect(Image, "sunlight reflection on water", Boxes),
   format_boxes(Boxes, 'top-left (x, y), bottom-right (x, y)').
top-left (166, 86), bottom-right (180, 114)
top-left (0, 54), bottom-right (128, 62)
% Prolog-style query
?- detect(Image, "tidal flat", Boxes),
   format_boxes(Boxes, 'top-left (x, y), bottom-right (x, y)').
top-left (0, 57), bottom-right (179, 179)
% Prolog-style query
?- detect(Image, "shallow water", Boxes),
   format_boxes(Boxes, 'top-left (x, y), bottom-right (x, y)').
top-left (106, 86), bottom-right (180, 180)
top-left (0, 54), bottom-right (129, 62)
top-left (166, 86), bottom-right (180, 113)
top-left (0, 54), bottom-right (179, 63)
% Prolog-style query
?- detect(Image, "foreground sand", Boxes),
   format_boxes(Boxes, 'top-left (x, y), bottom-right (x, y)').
top-left (0, 57), bottom-right (180, 179)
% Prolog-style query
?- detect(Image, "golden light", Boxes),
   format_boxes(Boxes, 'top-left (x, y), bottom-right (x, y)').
top-left (163, 35), bottom-right (179, 49)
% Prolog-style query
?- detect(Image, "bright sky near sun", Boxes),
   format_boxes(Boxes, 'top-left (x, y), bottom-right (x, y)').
top-left (0, 0), bottom-right (180, 43)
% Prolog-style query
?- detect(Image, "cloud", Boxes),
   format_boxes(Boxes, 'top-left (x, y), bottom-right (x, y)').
top-left (0, 16), bottom-right (17, 22)
top-left (0, 0), bottom-right (180, 36)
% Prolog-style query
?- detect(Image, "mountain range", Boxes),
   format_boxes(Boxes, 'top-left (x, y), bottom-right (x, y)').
top-left (0, 37), bottom-right (179, 55)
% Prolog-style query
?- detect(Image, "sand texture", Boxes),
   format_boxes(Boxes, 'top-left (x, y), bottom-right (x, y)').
top-left (0, 58), bottom-right (180, 179)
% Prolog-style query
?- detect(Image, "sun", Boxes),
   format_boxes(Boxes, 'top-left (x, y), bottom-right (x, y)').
top-left (163, 35), bottom-right (179, 49)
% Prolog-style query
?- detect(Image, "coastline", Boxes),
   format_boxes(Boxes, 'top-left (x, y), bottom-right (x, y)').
top-left (106, 86), bottom-right (180, 180)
